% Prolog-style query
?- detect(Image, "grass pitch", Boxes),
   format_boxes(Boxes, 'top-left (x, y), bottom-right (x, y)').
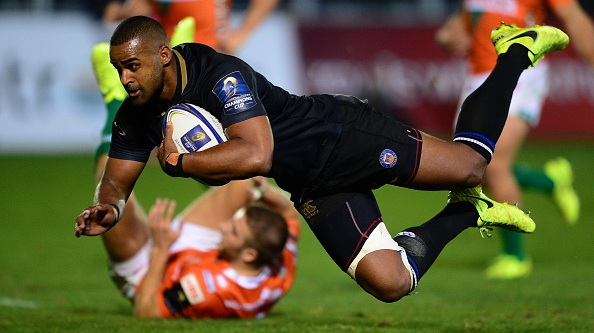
top-left (1, 141), bottom-right (593, 332)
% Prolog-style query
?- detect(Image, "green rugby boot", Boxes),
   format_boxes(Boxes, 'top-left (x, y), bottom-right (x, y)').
top-left (545, 157), bottom-right (580, 225)
top-left (485, 254), bottom-right (532, 280)
top-left (170, 16), bottom-right (195, 47)
top-left (490, 22), bottom-right (569, 67)
top-left (448, 185), bottom-right (536, 236)
top-left (91, 42), bottom-right (127, 104)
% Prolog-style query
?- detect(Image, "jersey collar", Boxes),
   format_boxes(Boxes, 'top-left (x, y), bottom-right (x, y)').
top-left (172, 49), bottom-right (188, 94)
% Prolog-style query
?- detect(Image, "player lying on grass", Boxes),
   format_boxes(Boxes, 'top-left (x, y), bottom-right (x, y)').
top-left (76, 16), bottom-right (569, 304)
top-left (103, 177), bottom-right (300, 318)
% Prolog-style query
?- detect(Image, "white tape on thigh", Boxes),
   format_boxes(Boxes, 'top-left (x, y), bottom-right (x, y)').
top-left (346, 223), bottom-right (395, 275)
top-left (347, 222), bottom-right (416, 292)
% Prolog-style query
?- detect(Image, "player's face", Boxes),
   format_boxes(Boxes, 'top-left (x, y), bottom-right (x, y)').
top-left (219, 208), bottom-right (252, 261)
top-left (110, 39), bottom-right (166, 106)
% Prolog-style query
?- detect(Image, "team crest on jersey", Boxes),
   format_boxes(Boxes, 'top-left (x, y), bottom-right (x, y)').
top-left (379, 149), bottom-right (397, 168)
top-left (213, 71), bottom-right (256, 115)
top-left (298, 200), bottom-right (318, 220)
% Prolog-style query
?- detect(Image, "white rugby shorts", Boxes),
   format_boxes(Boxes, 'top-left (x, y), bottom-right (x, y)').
top-left (108, 219), bottom-right (222, 301)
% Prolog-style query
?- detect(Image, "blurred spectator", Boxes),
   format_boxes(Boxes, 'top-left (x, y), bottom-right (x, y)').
top-left (436, 0), bottom-right (593, 280)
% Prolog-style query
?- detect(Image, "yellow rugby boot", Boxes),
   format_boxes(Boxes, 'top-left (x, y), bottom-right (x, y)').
top-left (91, 42), bottom-right (127, 104)
top-left (170, 16), bottom-right (195, 47)
top-left (491, 22), bottom-right (569, 67)
top-left (448, 185), bottom-right (536, 237)
top-left (545, 157), bottom-right (580, 225)
top-left (485, 254), bottom-right (532, 280)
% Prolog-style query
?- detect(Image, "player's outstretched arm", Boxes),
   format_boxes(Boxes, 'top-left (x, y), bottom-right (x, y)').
top-left (553, 0), bottom-right (594, 67)
top-left (75, 157), bottom-right (145, 237)
top-left (217, 0), bottom-right (280, 54)
top-left (435, 13), bottom-right (472, 57)
top-left (102, 0), bottom-right (154, 24)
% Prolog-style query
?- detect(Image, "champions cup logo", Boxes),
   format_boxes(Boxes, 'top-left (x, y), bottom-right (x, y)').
top-left (182, 125), bottom-right (212, 151)
top-left (379, 149), bottom-right (397, 168)
top-left (213, 71), bottom-right (257, 115)
top-left (191, 132), bottom-right (207, 142)
top-left (223, 77), bottom-right (238, 98)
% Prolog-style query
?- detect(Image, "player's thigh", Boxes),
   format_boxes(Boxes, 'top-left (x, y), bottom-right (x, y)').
top-left (297, 190), bottom-right (385, 272)
top-left (102, 192), bottom-right (150, 263)
top-left (408, 132), bottom-right (486, 190)
top-left (296, 191), bottom-right (412, 300)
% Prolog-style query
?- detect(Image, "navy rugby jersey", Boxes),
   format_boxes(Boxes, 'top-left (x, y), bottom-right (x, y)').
top-left (109, 43), bottom-right (343, 194)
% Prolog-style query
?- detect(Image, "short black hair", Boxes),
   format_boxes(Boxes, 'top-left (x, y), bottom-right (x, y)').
top-left (110, 15), bottom-right (169, 47)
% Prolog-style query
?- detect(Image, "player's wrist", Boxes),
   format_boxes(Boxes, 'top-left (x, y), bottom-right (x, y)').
top-left (109, 203), bottom-right (121, 221)
top-left (251, 179), bottom-right (268, 201)
top-left (164, 152), bottom-right (187, 178)
top-left (251, 186), bottom-right (266, 201)
top-left (105, 202), bottom-right (123, 232)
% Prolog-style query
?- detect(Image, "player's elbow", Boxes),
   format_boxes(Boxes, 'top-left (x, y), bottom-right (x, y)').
top-left (248, 151), bottom-right (273, 174)
top-left (243, 150), bottom-right (272, 175)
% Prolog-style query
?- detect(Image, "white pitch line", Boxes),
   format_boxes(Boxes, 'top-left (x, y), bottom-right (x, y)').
top-left (0, 297), bottom-right (38, 309)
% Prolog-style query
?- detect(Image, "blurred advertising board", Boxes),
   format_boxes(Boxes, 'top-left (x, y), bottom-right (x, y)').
top-left (297, 22), bottom-right (594, 139)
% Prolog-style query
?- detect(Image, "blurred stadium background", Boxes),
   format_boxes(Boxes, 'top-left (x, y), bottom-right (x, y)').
top-left (1, 0), bottom-right (592, 155)
top-left (1, 2), bottom-right (593, 331)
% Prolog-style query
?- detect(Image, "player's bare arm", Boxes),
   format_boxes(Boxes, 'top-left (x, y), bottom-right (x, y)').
top-left (553, 1), bottom-right (594, 67)
top-left (435, 13), bottom-right (471, 57)
top-left (75, 157), bottom-right (146, 237)
top-left (135, 198), bottom-right (178, 318)
top-left (217, 0), bottom-right (280, 54)
top-left (158, 115), bottom-right (274, 182)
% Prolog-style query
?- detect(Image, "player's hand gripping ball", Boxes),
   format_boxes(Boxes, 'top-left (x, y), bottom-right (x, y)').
top-left (163, 103), bottom-right (229, 186)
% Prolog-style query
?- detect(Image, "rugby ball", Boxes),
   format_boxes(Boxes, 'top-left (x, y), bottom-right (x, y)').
top-left (163, 103), bottom-right (227, 153)
top-left (163, 103), bottom-right (229, 186)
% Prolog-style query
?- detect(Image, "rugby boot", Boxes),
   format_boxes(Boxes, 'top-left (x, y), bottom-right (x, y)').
top-left (448, 185), bottom-right (536, 237)
top-left (491, 22), bottom-right (569, 67)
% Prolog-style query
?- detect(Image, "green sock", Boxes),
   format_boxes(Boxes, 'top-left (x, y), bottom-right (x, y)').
top-left (500, 229), bottom-right (526, 261)
top-left (513, 164), bottom-right (554, 193)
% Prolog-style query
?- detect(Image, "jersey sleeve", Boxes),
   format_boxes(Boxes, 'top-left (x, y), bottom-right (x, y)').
top-left (175, 44), bottom-right (268, 130)
top-left (206, 57), bottom-right (268, 128)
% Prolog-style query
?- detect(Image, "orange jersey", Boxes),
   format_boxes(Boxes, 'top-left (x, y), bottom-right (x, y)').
top-left (152, 0), bottom-right (232, 48)
top-left (462, 0), bottom-right (572, 73)
top-left (150, 218), bottom-right (300, 319)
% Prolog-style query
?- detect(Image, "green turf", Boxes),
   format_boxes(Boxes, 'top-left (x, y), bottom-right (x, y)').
top-left (1, 141), bottom-right (593, 332)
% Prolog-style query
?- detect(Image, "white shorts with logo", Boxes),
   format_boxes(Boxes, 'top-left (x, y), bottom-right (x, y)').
top-left (455, 62), bottom-right (549, 128)
top-left (108, 219), bottom-right (222, 302)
